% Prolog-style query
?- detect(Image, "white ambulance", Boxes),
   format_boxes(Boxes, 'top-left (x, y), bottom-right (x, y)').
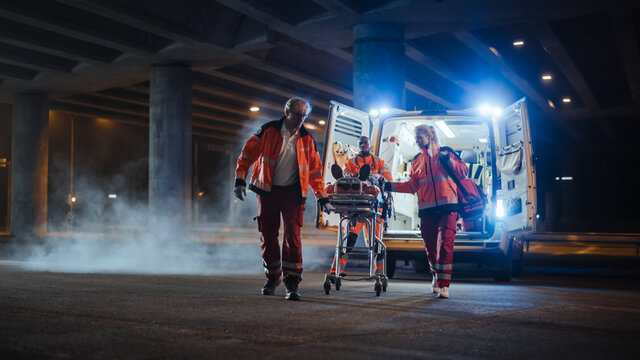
top-left (317, 98), bottom-right (536, 281)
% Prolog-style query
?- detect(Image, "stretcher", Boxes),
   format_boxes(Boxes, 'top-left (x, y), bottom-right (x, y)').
top-left (322, 164), bottom-right (390, 296)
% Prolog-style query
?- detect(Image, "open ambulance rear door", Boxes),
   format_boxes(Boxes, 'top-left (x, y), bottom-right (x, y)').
top-left (495, 97), bottom-right (537, 236)
top-left (316, 101), bottom-right (376, 230)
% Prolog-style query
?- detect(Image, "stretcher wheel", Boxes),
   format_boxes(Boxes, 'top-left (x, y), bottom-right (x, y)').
top-left (323, 275), bottom-right (331, 295)
top-left (382, 276), bottom-right (388, 292)
top-left (335, 277), bottom-right (342, 291)
top-left (374, 280), bottom-right (382, 296)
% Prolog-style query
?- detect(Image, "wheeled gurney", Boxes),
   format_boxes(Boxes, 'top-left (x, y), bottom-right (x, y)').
top-left (322, 174), bottom-right (389, 296)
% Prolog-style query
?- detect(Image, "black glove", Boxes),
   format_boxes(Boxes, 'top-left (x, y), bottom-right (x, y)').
top-left (383, 182), bottom-right (392, 192)
top-left (439, 152), bottom-right (450, 164)
top-left (317, 197), bottom-right (330, 213)
top-left (233, 185), bottom-right (246, 201)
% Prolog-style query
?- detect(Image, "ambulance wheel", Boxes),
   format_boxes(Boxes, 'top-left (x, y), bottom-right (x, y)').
top-left (411, 259), bottom-right (429, 274)
top-left (323, 277), bottom-right (331, 295)
top-left (386, 251), bottom-right (396, 279)
top-left (374, 281), bottom-right (382, 296)
top-left (493, 255), bottom-right (513, 282)
top-left (335, 277), bottom-right (342, 291)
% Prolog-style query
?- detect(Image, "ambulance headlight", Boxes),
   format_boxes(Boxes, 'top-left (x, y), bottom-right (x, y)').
top-left (495, 199), bottom-right (505, 218)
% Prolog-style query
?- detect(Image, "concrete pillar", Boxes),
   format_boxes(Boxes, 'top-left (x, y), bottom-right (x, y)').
top-left (148, 64), bottom-right (192, 235)
top-left (353, 23), bottom-right (406, 111)
top-left (10, 93), bottom-right (49, 237)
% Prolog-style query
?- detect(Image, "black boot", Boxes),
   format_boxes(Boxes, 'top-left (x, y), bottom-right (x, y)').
top-left (284, 276), bottom-right (301, 301)
top-left (261, 278), bottom-right (281, 295)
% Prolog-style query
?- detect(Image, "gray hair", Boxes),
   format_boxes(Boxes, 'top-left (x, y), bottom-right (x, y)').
top-left (284, 98), bottom-right (311, 115)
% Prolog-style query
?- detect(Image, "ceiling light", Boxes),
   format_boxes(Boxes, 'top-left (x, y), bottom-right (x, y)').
top-left (513, 40), bottom-right (524, 46)
top-left (562, 97), bottom-right (571, 103)
top-left (319, 120), bottom-right (326, 125)
top-left (250, 106), bottom-right (260, 112)
top-left (547, 100), bottom-right (556, 109)
top-left (479, 138), bottom-right (488, 143)
top-left (108, 194), bottom-right (117, 199)
top-left (542, 74), bottom-right (552, 80)
top-left (435, 120), bottom-right (455, 138)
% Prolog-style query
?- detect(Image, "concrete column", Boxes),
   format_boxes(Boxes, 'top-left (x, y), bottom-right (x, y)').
top-left (10, 93), bottom-right (49, 237)
top-left (148, 64), bottom-right (192, 235)
top-left (353, 23), bottom-right (406, 111)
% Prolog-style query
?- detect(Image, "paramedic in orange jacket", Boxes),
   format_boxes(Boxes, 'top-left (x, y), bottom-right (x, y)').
top-left (384, 125), bottom-right (468, 298)
top-left (233, 98), bottom-right (329, 301)
top-left (330, 136), bottom-right (392, 277)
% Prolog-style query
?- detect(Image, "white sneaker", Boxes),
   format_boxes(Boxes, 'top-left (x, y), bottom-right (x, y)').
top-left (431, 277), bottom-right (440, 294)
top-left (437, 286), bottom-right (449, 299)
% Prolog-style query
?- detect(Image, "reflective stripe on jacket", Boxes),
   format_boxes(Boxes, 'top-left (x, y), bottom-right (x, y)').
top-left (390, 148), bottom-right (468, 214)
top-left (235, 117), bottom-right (325, 200)
top-left (344, 154), bottom-right (392, 181)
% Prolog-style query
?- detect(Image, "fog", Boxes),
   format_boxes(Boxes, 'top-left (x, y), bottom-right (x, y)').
top-left (7, 111), bottom-right (333, 277)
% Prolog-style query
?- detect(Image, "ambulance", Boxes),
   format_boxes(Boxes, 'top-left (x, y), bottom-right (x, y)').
top-left (317, 98), bottom-right (536, 281)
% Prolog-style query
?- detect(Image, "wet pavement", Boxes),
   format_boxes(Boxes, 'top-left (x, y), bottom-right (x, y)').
top-left (1, 258), bottom-right (639, 359)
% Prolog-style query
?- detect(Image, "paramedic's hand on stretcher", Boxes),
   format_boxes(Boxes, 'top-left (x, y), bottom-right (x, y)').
top-left (233, 185), bottom-right (246, 201)
top-left (317, 197), bottom-right (331, 213)
top-left (383, 182), bottom-right (392, 192)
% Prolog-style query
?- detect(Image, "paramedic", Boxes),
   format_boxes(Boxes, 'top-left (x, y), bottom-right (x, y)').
top-left (330, 136), bottom-right (392, 277)
top-left (233, 97), bottom-right (329, 301)
top-left (384, 125), bottom-right (468, 298)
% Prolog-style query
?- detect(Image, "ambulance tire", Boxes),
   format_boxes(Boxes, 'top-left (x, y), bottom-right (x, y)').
top-left (411, 259), bottom-right (429, 274)
top-left (512, 247), bottom-right (524, 277)
top-left (386, 251), bottom-right (396, 279)
top-left (493, 255), bottom-right (513, 282)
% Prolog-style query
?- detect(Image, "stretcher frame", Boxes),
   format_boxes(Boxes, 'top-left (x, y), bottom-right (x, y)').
top-left (323, 191), bottom-right (388, 296)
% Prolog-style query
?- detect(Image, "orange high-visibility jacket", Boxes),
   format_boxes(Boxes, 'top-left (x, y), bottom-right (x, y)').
top-left (344, 154), bottom-right (392, 181)
top-left (390, 147), bottom-right (468, 216)
top-left (235, 117), bottom-right (325, 201)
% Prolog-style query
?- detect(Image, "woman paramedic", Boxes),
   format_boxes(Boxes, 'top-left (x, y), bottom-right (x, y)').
top-left (384, 125), bottom-right (468, 298)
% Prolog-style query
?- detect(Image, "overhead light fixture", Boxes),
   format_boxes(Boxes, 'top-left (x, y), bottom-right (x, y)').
top-left (249, 106), bottom-right (260, 112)
top-left (479, 138), bottom-right (488, 143)
top-left (547, 100), bottom-right (556, 109)
top-left (542, 74), bottom-right (552, 80)
top-left (108, 194), bottom-right (117, 199)
top-left (435, 120), bottom-right (455, 138)
top-left (319, 120), bottom-right (326, 125)
top-left (513, 40), bottom-right (524, 46)
top-left (562, 97), bottom-right (572, 103)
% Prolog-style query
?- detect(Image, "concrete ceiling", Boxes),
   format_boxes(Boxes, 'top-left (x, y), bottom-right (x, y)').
top-left (0, 0), bottom-right (638, 144)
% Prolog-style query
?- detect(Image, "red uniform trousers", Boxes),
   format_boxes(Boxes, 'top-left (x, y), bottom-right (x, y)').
top-left (420, 212), bottom-right (457, 288)
top-left (256, 184), bottom-right (304, 284)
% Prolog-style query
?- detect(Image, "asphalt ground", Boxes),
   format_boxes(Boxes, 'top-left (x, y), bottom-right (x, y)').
top-left (1, 253), bottom-right (639, 360)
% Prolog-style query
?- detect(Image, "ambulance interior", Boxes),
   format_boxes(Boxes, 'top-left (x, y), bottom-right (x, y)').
top-left (377, 117), bottom-right (495, 236)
